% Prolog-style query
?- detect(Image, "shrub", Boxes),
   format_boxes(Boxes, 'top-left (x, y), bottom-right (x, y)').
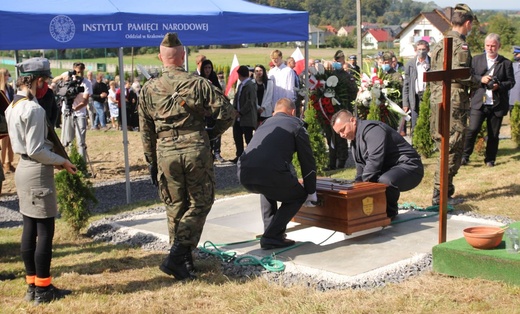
top-left (412, 87), bottom-right (435, 157)
top-left (55, 143), bottom-right (97, 234)
top-left (292, 103), bottom-right (328, 177)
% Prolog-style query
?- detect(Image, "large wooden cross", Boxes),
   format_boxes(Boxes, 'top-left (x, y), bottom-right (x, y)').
top-left (423, 37), bottom-right (470, 243)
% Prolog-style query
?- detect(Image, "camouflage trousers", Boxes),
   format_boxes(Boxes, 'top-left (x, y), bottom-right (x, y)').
top-left (430, 105), bottom-right (468, 193)
top-left (157, 146), bottom-right (215, 248)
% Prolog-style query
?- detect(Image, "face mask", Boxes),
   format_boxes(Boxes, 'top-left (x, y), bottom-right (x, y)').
top-left (514, 56), bottom-right (520, 62)
top-left (332, 62), bottom-right (342, 70)
top-left (381, 64), bottom-right (391, 72)
top-left (7, 77), bottom-right (12, 83)
top-left (417, 50), bottom-right (428, 59)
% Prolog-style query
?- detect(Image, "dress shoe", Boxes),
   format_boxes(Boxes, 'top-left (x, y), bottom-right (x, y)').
top-left (260, 237), bottom-right (295, 250)
top-left (486, 161), bottom-right (495, 167)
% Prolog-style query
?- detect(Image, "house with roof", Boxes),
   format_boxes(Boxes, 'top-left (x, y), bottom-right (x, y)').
top-left (394, 9), bottom-right (452, 58)
top-left (361, 29), bottom-right (394, 50)
top-left (337, 26), bottom-right (355, 37)
top-left (308, 24), bottom-right (326, 47)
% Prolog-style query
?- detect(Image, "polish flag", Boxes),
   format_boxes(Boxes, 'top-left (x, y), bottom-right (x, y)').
top-left (225, 54), bottom-right (239, 96)
top-left (291, 47), bottom-right (305, 75)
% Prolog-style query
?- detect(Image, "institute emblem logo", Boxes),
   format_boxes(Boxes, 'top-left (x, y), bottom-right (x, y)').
top-left (49, 15), bottom-right (75, 43)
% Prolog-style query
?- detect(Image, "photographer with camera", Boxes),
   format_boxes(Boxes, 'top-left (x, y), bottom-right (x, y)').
top-left (52, 62), bottom-right (92, 161)
top-left (462, 33), bottom-right (515, 167)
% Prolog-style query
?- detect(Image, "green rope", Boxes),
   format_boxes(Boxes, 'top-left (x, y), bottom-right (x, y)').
top-left (234, 253), bottom-right (286, 272)
top-left (199, 241), bottom-right (238, 263)
top-left (391, 202), bottom-right (456, 225)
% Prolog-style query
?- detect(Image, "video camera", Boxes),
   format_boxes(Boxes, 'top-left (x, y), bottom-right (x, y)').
top-left (56, 70), bottom-right (85, 109)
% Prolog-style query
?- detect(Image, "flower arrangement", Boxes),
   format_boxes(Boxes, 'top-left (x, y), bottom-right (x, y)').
top-left (353, 64), bottom-right (409, 129)
top-left (305, 62), bottom-right (356, 129)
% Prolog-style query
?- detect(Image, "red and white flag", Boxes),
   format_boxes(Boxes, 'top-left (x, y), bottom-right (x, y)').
top-left (291, 47), bottom-right (305, 75)
top-left (225, 54), bottom-right (240, 96)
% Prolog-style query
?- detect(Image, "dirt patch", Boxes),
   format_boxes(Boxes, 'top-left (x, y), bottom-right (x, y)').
top-left (0, 127), bottom-right (237, 196)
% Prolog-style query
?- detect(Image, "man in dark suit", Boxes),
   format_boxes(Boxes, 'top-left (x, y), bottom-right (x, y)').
top-left (462, 33), bottom-right (515, 167)
top-left (402, 40), bottom-right (431, 139)
top-left (231, 65), bottom-right (257, 163)
top-left (331, 110), bottom-right (424, 220)
top-left (238, 98), bottom-right (316, 249)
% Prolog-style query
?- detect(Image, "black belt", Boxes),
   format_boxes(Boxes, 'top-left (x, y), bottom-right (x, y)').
top-left (157, 129), bottom-right (203, 139)
top-left (21, 154), bottom-right (34, 161)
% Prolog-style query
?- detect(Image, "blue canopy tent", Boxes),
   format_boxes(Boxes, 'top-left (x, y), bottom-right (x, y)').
top-left (0, 0), bottom-right (309, 203)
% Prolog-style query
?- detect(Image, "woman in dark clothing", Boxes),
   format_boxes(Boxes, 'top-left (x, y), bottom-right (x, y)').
top-left (200, 59), bottom-right (225, 162)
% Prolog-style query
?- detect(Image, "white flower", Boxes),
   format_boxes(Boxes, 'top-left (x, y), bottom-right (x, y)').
top-left (383, 79), bottom-right (389, 86)
top-left (386, 97), bottom-right (411, 121)
top-left (324, 88), bottom-right (335, 98)
top-left (326, 75), bottom-right (338, 87)
top-left (381, 88), bottom-right (388, 96)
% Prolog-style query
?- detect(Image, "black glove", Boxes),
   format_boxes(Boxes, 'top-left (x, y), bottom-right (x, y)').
top-left (148, 163), bottom-right (158, 187)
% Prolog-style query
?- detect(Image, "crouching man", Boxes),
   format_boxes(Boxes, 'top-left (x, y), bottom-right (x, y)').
top-left (331, 110), bottom-right (424, 219)
top-left (238, 98), bottom-right (317, 249)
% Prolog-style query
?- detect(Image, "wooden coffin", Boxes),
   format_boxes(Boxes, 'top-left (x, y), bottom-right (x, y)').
top-left (293, 178), bottom-right (390, 235)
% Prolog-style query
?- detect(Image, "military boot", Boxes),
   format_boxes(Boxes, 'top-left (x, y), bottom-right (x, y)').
top-left (185, 251), bottom-right (196, 273)
top-left (159, 242), bottom-right (195, 280)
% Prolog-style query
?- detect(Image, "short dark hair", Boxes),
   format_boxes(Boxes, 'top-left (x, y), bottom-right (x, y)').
top-left (237, 65), bottom-right (249, 77)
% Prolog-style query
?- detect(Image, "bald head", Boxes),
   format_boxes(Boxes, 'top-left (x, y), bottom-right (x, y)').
top-left (159, 45), bottom-right (185, 67)
top-left (273, 98), bottom-right (296, 116)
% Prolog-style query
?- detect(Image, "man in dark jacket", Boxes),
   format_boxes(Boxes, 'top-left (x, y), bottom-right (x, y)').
top-left (462, 33), bottom-right (515, 167)
top-left (331, 110), bottom-right (424, 219)
top-left (238, 98), bottom-right (316, 249)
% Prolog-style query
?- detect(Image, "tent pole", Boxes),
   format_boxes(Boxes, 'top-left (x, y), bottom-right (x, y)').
top-left (118, 47), bottom-right (131, 204)
top-left (304, 41), bottom-right (309, 112)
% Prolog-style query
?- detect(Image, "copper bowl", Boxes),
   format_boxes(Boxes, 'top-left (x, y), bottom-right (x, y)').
top-left (463, 226), bottom-right (505, 249)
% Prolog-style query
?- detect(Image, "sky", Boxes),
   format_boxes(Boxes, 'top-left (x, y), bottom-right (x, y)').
top-left (415, 0), bottom-right (519, 11)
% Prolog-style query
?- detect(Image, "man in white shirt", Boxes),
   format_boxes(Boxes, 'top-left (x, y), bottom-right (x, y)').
top-left (268, 50), bottom-right (295, 104)
top-left (53, 62), bottom-right (92, 161)
top-left (402, 40), bottom-right (430, 138)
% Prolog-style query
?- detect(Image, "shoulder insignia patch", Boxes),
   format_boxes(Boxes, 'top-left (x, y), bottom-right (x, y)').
top-left (461, 44), bottom-right (469, 51)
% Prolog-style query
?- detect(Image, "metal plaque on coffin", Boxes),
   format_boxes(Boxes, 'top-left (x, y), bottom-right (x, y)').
top-left (293, 178), bottom-right (390, 234)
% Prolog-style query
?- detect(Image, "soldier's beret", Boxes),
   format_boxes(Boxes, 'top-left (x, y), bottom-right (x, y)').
top-left (334, 50), bottom-right (345, 61)
top-left (454, 3), bottom-right (475, 19)
top-left (160, 32), bottom-right (183, 48)
top-left (348, 54), bottom-right (357, 60)
top-left (513, 46), bottom-right (520, 54)
top-left (16, 57), bottom-right (52, 77)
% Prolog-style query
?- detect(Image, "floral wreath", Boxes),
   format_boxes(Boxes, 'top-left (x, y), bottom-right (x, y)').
top-left (353, 64), bottom-right (409, 129)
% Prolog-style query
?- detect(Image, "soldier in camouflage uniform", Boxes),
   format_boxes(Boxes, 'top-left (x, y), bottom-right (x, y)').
top-left (429, 4), bottom-right (480, 206)
top-left (138, 33), bottom-right (235, 280)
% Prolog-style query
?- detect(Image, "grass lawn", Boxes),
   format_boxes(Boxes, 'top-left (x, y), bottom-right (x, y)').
top-left (1, 117), bottom-right (520, 312)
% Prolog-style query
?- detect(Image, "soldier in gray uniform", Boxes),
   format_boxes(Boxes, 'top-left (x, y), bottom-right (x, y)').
top-left (6, 58), bottom-right (76, 304)
top-left (138, 33), bottom-right (234, 280)
top-left (429, 3), bottom-right (480, 206)
top-left (238, 98), bottom-right (317, 249)
top-left (331, 110), bottom-right (424, 219)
